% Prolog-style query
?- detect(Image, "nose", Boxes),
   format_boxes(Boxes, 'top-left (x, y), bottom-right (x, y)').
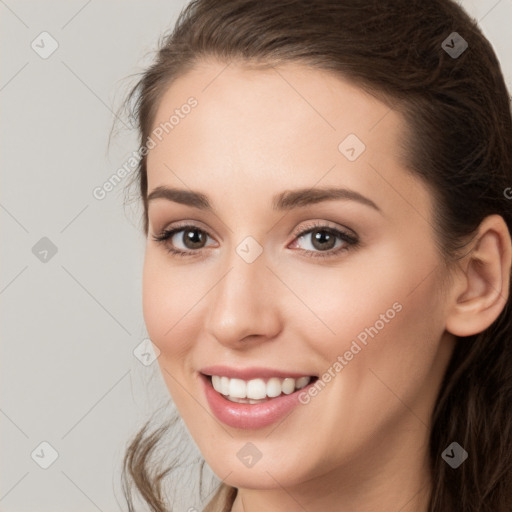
top-left (205, 245), bottom-right (283, 349)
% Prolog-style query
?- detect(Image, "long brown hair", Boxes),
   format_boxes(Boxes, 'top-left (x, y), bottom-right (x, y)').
top-left (119, 0), bottom-right (512, 510)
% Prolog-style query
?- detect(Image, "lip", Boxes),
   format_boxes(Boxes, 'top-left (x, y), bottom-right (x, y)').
top-left (200, 365), bottom-right (316, 381)
top-left (200, 371), bottom-right (318, 429)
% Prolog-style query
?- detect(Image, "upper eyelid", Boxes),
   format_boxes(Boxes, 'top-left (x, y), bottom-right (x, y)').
top-left (153, 220), bottom-right (214, 238)
top-left (155, 219), bottom-right (353, 235)
top-left (297, 220), bottom-right (356, 236)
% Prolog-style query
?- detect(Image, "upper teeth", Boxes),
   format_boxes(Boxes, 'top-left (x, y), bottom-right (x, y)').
top-left (211, 375), bottom-right (312, 400)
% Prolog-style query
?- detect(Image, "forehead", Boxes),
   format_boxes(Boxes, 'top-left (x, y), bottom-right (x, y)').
top-left (146, 60), bottom-right (431, 222)
top-left (149, 60), bottom-right (398, 156)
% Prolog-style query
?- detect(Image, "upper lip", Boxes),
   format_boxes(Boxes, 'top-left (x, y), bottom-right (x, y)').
top-left (200, 365), bottom-right (317, 380)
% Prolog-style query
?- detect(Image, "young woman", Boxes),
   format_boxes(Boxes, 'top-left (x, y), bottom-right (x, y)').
top-left (120, 0), bottom-right (512, 510)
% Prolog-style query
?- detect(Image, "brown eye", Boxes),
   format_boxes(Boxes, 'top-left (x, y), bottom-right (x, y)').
top-left (291, 223), bottom-right (359, 259)
top-left (181, 227), bottom-right (207, 249)
top-left (152, 224), bottom-right (216, 257)
top-left (310, 229), bottom-right (337, 251)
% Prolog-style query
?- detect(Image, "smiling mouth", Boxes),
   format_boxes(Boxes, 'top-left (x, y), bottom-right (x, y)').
top-left (205, 374), bottom-right (319, 404)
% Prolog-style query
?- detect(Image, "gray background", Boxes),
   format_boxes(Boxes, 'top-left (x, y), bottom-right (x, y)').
top-left (1, 1), bottom-right (511, 511)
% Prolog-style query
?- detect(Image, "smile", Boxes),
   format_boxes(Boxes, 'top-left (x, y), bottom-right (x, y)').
top-left (211, 375), bottom-right (312, 403)
top-left (200, 367), bottom-right (318, 429)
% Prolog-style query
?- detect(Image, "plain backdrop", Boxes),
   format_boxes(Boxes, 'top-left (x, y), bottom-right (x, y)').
top-left (1, 1), bottom-right (511, 511)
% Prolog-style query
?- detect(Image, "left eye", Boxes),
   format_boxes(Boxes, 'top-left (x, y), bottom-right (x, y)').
top-left (297, 228), bottom-right (346, 251)
top-left (290, 226), bottom-right (358, 255)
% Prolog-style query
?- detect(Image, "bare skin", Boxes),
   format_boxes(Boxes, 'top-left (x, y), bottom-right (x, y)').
top-left (142, 60), bottom-right (511, 512)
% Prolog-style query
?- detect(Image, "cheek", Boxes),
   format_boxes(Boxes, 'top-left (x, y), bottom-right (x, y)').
top-left (142, 252), bottom-right (207, 413)
top-left (280, 246), bottom-right (429, 354)
top-left (142, 251), bottom-right (200, 358)
top-left (288, 244), bottom-right (446, 407)
top-left (336, 274), bottom-right (445, 427)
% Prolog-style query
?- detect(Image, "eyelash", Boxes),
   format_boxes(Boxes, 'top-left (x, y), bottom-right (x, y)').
top-left (151, 221), bottom-right (359, 260)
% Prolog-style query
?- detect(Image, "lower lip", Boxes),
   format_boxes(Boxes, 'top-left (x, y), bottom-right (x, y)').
top-left (201, 374), bottom-right (316, 429)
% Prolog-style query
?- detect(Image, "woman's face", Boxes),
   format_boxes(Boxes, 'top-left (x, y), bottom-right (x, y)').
top-left (143, 61), bottom-right (456, 493)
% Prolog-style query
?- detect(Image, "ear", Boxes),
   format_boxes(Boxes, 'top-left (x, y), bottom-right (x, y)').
top-left (445, 214), bottom-right (512, 337)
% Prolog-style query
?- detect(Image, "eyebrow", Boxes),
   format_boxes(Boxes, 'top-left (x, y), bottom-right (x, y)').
top-left (147, 186), bottom-right (381, 213)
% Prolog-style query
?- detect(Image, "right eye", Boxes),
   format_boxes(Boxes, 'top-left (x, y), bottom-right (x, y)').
top-left (152, 224), bottom-right (217, 257)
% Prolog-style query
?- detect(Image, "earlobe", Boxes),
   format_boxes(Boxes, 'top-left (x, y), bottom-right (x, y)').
top-left (445, 214), bottom-right (512, 338)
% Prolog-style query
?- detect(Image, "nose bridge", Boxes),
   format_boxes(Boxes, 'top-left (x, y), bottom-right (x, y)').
top-left (205, 236), bottom-right (281, 345)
